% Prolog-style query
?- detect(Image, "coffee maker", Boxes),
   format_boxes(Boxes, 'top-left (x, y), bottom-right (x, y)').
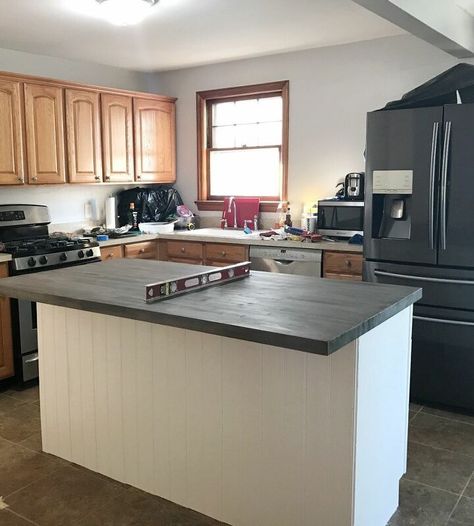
top-left (344, 172), bottom-right (364, 200)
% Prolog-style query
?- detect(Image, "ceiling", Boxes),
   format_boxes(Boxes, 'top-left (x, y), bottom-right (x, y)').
top-left (0, 0), bottom-right (404, 72)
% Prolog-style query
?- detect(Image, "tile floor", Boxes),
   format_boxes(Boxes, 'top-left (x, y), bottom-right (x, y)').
top-left (0, 384), bottom-right (472, 525)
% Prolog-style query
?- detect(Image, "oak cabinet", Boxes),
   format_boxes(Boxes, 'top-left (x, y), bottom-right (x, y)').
top-left (205, 243), bottom-right (248, 265)
top-left (0, 79), bottom-right (25, 185)
top-left (322, 251), bottom-right (363, 281)
top-left (124, 241), bottom-right (158, 259)
top-left (101, 244), bottom-right (124, 261)
top-left (101, 93), bottom-right (134, 183)
top-left (0, 263), bottom-right (14, 380)
top-left (66, 89), bottom-right (102, 183)
top-left (24, 83), bottom-right (66, 184)
top-left (133, 98), bottom-right (176, 183)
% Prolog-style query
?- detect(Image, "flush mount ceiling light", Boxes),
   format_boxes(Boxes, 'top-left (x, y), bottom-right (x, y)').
top-left (95, 0), bottom-right (159, 26)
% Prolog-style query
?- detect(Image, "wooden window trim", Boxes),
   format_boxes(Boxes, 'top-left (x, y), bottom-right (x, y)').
top-left (196, 80), bottom-right (289, 213)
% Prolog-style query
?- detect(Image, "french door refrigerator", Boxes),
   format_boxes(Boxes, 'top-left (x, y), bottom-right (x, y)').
top-left (364, 103), bottom-right (474, 411)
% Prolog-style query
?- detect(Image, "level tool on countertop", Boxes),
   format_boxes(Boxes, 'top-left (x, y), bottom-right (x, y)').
top-left (145, 261), bottom-right (251, 303)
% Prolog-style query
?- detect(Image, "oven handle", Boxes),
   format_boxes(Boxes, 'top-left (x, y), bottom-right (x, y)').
top-left (24, 355), bottom-right (39, 364)
top-left (414, 315), bottom-right (474, 327)
top-left (374, 270), bottom-right (474, 285)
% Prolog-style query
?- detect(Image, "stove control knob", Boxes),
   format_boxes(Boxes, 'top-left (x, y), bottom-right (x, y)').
top-left (86, 249), bottom-right (94, 257)
top-left (60, 252), bottom-right (68, 261)
top-left (39, 256), bottom-right (48, 265)
top-left (78, 250), bottom-right (85, 259)
top-left (27, 257), bottom-right (37, 267)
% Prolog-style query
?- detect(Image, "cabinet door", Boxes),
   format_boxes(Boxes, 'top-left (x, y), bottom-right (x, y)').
top-left (133, 98), bottom-right (176, 183)
top-left (101, 93), bottom-right (134, 182)
top-left (0, 79), bottom-right (25, 185)
top-left (66, 89), bottom-right (102, 183)
top-left (0, 264), bottom-right (14, 380)
top-left (24, 83), bottom-right (66, 184)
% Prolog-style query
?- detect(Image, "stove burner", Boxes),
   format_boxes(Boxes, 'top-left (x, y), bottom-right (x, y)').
top-left (4, 237), bottom-right (95, 257)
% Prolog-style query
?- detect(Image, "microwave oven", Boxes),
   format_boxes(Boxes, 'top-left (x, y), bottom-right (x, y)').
top-left (317, 199), bottom-right (364, 238)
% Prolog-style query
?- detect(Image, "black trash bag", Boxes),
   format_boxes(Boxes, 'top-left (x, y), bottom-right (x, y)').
top-left (116, 185), bottom-right (184, 226)
top-left (383, 63), bottom-right (474, 110)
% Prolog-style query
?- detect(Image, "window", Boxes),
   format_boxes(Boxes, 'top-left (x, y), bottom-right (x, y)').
top-left (196, 81), bottom-right (289, 212)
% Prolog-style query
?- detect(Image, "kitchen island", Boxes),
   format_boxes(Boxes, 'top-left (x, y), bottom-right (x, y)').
top-left (0, 260), bottom-right (421, 526)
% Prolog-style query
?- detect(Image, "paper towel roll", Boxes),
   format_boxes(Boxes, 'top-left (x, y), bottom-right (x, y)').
top-left (105, 197), bottom-right (117, 229)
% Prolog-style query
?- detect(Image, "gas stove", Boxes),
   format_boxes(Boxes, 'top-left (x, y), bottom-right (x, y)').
top-left (0, 205), bottom-right (101, 274)
top-left (5, 236), bottom-right (101, 273)
top-left (0, 204), bottom-right (102, 384)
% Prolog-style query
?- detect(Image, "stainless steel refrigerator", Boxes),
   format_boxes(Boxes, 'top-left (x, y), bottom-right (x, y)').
top-left (364, 104), bottom-right (474, 412)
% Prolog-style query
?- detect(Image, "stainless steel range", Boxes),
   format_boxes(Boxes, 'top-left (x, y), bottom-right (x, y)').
top-left (0, 204), bottom-right (101, 382)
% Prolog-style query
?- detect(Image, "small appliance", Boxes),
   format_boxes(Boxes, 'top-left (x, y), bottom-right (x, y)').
top-left (317, 199), bottom-right (364, 239)
top-left (344, 172), bottom-right (364, 200)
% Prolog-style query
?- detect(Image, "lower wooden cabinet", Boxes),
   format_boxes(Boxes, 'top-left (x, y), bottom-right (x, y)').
top-left (124, 241), bottom-right (158, 259)
top-left (101, 244), bottom-right (124, 261)
top-left (0, 263), bottom-right (14, 380)
top-left (159, 240), bottom-right (249, 267)
top-left (323, 251), bottom-right (363, 281)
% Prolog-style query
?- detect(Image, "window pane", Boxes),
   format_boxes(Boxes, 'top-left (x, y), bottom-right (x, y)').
top-left (258, 122), bottom-right (282, 146)
top-left (258, 97), bottom-right (282, 122)
top-left (234, 99), bottom-right (258, 124)
top-left (213, 101), bottom-right (236, 126)
top-left (235, 124), bottom-right (259, 147)
top-left (212, 125), bottom-right (236, 148)
top-left (210, 148), bottom-right (281, 197)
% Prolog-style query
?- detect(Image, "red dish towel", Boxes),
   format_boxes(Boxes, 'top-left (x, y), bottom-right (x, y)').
top-left (222, 198), bottom-right (260, 228)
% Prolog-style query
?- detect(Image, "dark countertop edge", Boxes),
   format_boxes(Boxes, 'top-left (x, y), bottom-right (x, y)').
top-left (326, 287), bottom-right (422, 354)
top-left (0, 284), bottom-right (421, 356)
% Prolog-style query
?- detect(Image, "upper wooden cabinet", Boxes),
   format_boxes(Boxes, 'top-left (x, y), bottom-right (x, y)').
top-left (101, 93), bottom-right (134, 183)
top-left (66, 89), bottom-right (102, 183)
top-left (133, 98), bottom-right (176, 183)
top-left (0, 79), bottom-right (25, 185)
top-left (24, 83), bottom-right (66, 184)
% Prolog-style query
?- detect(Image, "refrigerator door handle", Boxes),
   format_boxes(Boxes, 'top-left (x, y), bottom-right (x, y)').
top-left (374, 269), bottom-right (474, 285)
top-left (414, 315), bottom-right (474, 327)
top-left (440, 121), bottom-right (452, 250)
top-left (429, 122), bottom-right (440, 250)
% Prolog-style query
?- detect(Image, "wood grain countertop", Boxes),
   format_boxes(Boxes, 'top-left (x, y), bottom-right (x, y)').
top-left (0, 259), bottom-right (420, 355)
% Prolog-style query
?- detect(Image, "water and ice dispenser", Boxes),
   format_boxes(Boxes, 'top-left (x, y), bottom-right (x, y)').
top-left (370, 170), bottom-right (413, 240)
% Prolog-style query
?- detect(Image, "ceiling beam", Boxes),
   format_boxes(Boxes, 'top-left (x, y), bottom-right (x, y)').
top-left (353, 0), bottom-right (474, 58)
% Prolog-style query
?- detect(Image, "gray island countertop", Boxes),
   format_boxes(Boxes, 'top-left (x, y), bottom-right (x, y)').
top-left (0, 259), bottom-right (421, 355)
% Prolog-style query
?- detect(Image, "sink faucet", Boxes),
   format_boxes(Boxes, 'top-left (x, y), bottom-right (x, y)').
top-left (227, 197), bottom-right (237, 228)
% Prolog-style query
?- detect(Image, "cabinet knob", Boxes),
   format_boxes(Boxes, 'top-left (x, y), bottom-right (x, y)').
top-left (139, 248), bottom-right (145, 253)
top-left (17, 177), bottom-right (24, 183)
top-left (105, 176), bottom-right (110, 181)
top-left (95, 176), bottom-right (100, 181)
top-left (32, 176), bottom-right (38, 181)
top-left (345, 260), bottom-right (352, 267)
top-left (221, 251), bottom-right (226, 257)
top-left (137, 175), bottom-right (141, 180)
top-left (181, 247), bottom-right (185, 253)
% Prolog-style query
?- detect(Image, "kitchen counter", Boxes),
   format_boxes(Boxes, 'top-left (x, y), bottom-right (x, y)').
top-left (0, 254), bottom-right (12, 263)
top-left (94, 228), bottom-right (363, 253)
top-left (0, 259), bottom-right (419, 355)
top-left (5, 260), bottom-right (418, 526)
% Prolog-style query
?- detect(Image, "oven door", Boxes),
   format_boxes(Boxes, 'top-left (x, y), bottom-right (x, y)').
top-left (12, 299), bottom-right (39, 382)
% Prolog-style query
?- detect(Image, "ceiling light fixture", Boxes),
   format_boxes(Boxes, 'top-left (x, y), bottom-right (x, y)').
top-left (95, 0), bottom-right (159, 26)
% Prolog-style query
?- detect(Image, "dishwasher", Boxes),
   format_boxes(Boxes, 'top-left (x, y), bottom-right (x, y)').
top-left (249, 246), bottom-right (322, 277)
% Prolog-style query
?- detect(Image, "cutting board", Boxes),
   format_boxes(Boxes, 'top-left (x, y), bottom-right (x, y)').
top-left (222, 198), bottom-right (260, 228)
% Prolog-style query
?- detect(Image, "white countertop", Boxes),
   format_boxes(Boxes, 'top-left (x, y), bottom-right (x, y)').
top-left (96, 228), bottom-right (363, 253)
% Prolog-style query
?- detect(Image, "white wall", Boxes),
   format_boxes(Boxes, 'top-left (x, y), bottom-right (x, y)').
top-left (153, 34), bottom-right (470, 219)
top-left (0, 47), bottom-right (149, 227)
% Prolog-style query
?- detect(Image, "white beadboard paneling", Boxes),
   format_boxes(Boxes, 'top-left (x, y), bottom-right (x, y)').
top-left (37, 303), bottom-right (412, 526)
